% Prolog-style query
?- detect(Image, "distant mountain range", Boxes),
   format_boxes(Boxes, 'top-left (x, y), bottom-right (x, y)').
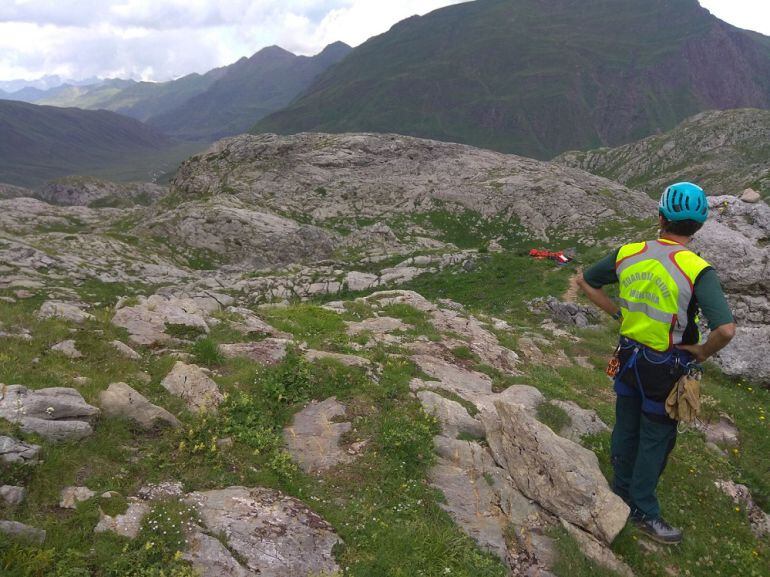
top-left (254, 0), bottom-right (770, 159)
top-left (3, 43), bottom-right (351, 142)
top-left (0, 100), bottom-right (173, 187)
top-left (555, 108), bottom-right (770, 198)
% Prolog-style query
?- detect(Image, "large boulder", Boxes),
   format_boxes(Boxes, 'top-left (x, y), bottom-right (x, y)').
top-left (482, 400), bottom-right (629, 544)
top-left (160, 362), bottom-right (223, 413)
top-left (0, 385), bottom-right (99, 442)
top-left (99, 382), bottom-right (180, 430)
top-left (184, 487), bottom-right (341, 577)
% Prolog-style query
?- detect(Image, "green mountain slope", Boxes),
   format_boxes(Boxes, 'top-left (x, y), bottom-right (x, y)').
top-left (254, 0), bottom-right (770, 159)
top-left (36, 74), bottom-right (226, 123)
top-left (0, 100), bottom-right (177, 187)
top-left (554, 108), bottom-right (770, 198)
top-left (146, 42), bottom-right (352, 140)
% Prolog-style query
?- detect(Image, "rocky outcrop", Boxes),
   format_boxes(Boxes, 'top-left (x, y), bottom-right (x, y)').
top-left (160, 362), bottom-right (223, 413)
top-left (0, 435), bottom-right (41, 464)
top-left (715, 480), bottom-right (770, 539)
top-left (283, 397), bottom-right (353, 474)
top-left (549, 400), bottom-right (610, 442)
top-left (172, 133), bottom-right (655, 243)
top-left (110, 340), bottom-right (141, 360)
top-left (37, 176), bottom-right (166, 207)
top-left (693, 196), bottom-right (770, 383)
top-left (0, 385), bottom-right (99, 442)
top-left (135, 196), bottom-right (337, 268)
top-left (529, 296), bottom-right (600, 328)
top-left (482, 400), bottom-right (629, 544)
top-left (112, 293), bottom-right (221, 346)
top-left (94, 499), bottom-right (150, 539)
top-left (556, 109), bottom-right (770, 199)
top-left (99, 382), bottom-right (180, 430)
top-left (0, 182), bottom-right (33, 200)
top-left (416, 391), bottom-right (485, 439)
top-left (184, 487), bottom-right (341, 577)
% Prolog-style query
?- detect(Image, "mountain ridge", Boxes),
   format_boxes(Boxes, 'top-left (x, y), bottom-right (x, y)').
top-left (0, 99), bottom-right (175, 187)
top-left (554, 108), bottom-right (770, 198)
top-left (254, 0), bottom-right (770, 159)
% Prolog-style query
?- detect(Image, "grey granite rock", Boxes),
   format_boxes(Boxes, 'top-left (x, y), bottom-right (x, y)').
top-left (0, 385), bottom-right (99, 442)
top-left (99, 382), bottom-right (180, 430)
top-left (0, 435), bottom-right (41, 464)
top-left (160, 362), bottom-right (223, 413)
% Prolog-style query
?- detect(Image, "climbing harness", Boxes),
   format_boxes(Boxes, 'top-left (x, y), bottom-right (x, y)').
top-left (612, 336), bottom-right (699, 419)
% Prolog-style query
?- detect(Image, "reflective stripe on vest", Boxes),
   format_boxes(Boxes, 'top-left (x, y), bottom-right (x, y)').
top-left (615, 240), bottom-right (710, 351)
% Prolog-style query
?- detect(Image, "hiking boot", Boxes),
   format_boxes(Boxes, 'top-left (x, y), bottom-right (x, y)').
top-left (633, 516), bottom-right (683, 544)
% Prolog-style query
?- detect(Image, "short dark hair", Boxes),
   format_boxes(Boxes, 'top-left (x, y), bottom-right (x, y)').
top-left (659, 213), bottom-right (703, 237)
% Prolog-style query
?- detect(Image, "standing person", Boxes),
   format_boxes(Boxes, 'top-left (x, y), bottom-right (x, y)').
top-left (577, 182), bottom-right (736, 544)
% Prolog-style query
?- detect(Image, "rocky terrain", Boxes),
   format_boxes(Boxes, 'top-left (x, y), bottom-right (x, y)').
top-left (1, 133), bottom-right (768, 577)
top-left (37, 176), bottom-right (167, 207)
top-left (555, 109), bottom-right (770, 199)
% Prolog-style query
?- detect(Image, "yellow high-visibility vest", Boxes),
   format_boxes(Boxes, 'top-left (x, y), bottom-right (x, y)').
top-left (615, 239), bottom-right (710, 351)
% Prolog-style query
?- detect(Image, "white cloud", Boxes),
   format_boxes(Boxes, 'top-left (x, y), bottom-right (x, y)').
top-left (0, 0), bottom-right (767, 84)
top-left (699, 0), bottom-right (770, 36)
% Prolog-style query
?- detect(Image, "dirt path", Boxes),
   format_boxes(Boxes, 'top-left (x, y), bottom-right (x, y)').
top-left (562, 270), bottom-right (582, 303)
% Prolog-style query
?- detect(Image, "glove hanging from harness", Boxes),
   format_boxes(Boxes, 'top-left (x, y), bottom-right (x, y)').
top-left (665, 364), bottom-right (703, 423)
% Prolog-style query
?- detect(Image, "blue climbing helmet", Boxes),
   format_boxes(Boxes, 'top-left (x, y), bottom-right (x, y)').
top-left (659, 182), bottom-right (709, 223)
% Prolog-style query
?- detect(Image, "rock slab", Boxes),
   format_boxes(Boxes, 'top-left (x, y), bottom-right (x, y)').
top-left (99, 382), bottom-right (180, 430)
top-left (284, 397), bottom-right (353, 474)
top-left (0, 435), bottom-right (41, 463)
top-left (483, 400), bottom-right (629, 544)
top-left (185, 487), bottom-right (341, 577)
top-left (0, 385), bottom-right (99, 442)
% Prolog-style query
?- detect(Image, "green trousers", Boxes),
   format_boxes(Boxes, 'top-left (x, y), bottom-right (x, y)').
top-left (611, 394), bottom-right (677, 519)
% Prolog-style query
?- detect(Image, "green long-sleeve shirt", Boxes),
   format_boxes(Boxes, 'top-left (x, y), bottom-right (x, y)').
top-left (583, 247), bottom-right (734, 330)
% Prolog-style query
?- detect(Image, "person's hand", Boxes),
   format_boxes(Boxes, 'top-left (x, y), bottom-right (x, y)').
top-left (676, 343), bottom-right (708, 363)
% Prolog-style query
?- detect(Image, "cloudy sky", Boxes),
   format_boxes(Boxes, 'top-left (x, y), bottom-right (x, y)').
top-left (0, 0), bottom-right (768, 83)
